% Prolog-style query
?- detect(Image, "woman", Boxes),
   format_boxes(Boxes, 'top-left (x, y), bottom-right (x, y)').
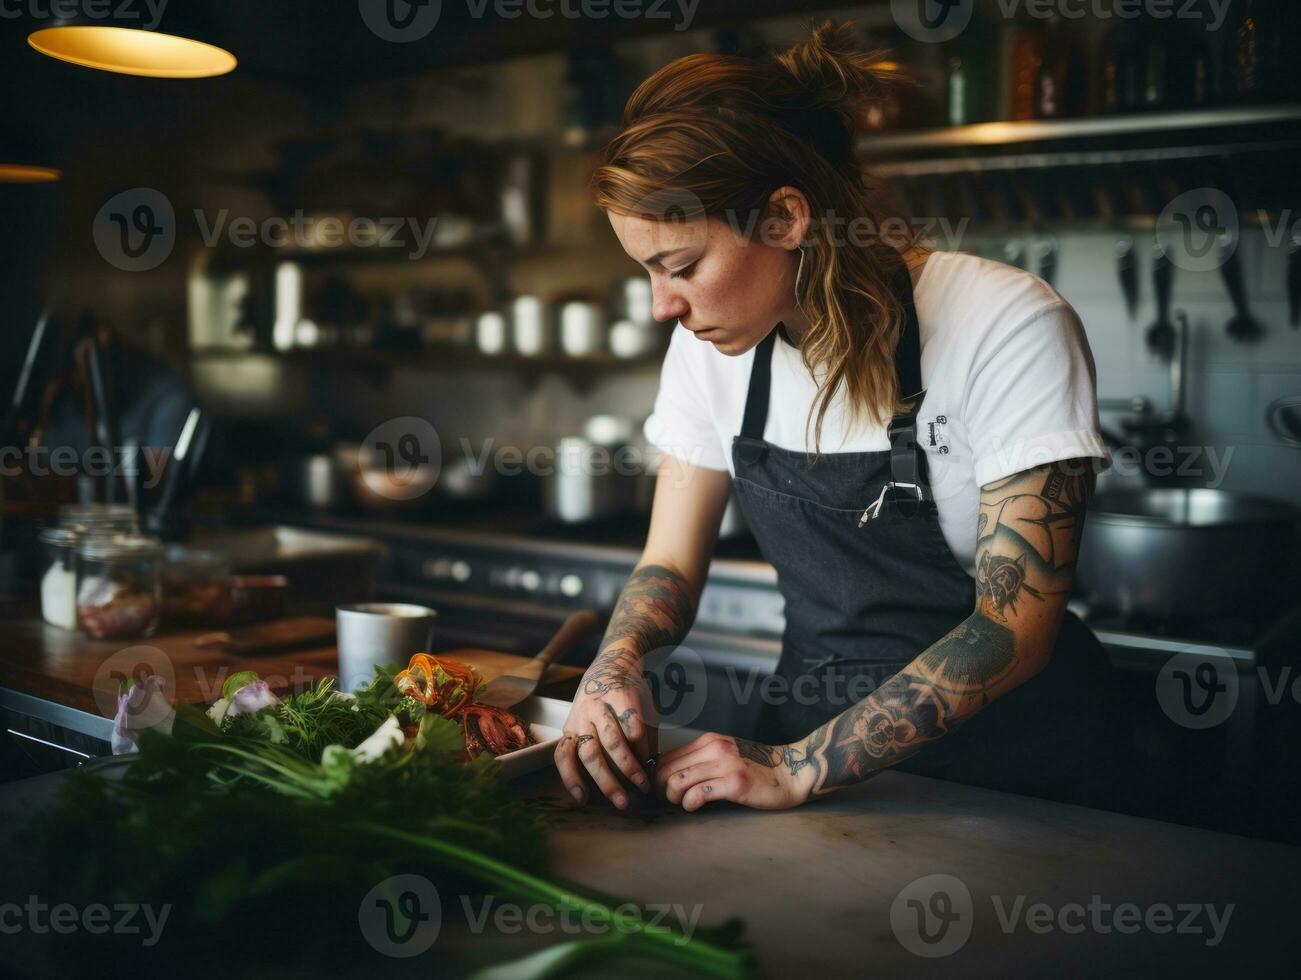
top-left (555, 22), bottom-right (1120, 813)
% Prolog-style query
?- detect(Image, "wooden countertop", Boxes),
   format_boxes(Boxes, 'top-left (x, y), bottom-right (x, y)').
top-left (1, 753), bottom-right (1298, 976)
top-left (0, 612), bottom-right (582, 734)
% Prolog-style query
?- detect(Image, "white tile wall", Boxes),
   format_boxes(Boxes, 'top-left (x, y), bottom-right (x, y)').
top-left (1036, 228), bottom-right (1301, 506)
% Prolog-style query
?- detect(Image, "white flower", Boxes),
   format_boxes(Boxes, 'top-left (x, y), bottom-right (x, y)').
top-left (206, 698), bottom-right (232, 728)
top-left (350, 715), bottom-right (405, 764)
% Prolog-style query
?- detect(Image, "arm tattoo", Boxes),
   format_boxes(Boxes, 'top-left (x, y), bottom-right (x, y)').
top-left (786, 461), bottom-right (1092, 796)
top-left (733, 737), bottom-right (780, 768)
top-left (917, 613), bottom-right (1018, 705)
top-left (582, 564), bottom-right (695, 696)
top-left (801, 612), bottom-right (1016, 795)
top-left (975, 459), bottom-right (1094, 624)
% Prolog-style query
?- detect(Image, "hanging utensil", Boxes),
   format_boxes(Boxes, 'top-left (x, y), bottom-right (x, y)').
top-left (3, 307), bottom-right (53, 447)
top-left (1116, 238), bottom-right (1139, 321)
top-left (1144, 243), bottom-right (1176, 358)
top-left (79, 333), bottom-right (121, 503)
top-left (1035, 237), bottom-right (1059, 287)
top-left (1288, 232), bottom-right (1300, 328)
top-left (1219, 238), bottom-right (1265, 342)
top-left (146, 406), bottom-right (203, 537)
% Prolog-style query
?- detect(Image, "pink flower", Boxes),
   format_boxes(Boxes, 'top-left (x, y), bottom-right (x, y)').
top-left (227, 680), bottom-right (279, 718)
top-left (112, 675), bottom-right (175, 755)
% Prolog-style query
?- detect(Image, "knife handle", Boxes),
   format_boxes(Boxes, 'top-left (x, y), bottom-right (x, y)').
top-left (533, 609), bottom-right (602, 673)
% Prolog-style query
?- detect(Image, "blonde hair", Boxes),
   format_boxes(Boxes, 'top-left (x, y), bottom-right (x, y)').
top-left (591, 20), bottom-right (924, 454)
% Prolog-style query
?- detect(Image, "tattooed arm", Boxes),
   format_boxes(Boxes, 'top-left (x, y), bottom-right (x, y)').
top-left (556, 452), bottom-right (732, 808)
top-left (655, 458), bottom-right (1096, 811)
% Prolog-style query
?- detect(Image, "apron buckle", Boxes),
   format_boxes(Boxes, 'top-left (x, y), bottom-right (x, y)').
top-left (857, 481), bottom-right (926, 527)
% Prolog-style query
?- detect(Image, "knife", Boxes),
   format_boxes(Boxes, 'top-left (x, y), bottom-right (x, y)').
top-left (476, 609), bottom-right (603, 710)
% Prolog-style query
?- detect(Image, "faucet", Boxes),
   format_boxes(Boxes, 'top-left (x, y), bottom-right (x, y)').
top-left (1098, 312), bottom-right (1194, 486)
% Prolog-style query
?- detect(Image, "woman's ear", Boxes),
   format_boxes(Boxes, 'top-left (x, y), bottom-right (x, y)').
top-left (763, 186), bottom-right (813, 251)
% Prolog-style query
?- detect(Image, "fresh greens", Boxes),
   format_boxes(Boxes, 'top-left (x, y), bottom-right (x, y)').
top-left (16, 671), bottom-right (755, 979)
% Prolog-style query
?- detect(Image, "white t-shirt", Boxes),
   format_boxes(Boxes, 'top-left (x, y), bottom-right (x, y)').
top-left (643, 250), bottom-right (1111, 576)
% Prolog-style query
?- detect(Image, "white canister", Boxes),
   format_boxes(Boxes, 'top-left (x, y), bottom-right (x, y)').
top-left (609, 318), bottom-right (659, 359)
top-left (619, 277), bottom-right (654, 326)
top-left (475, 311), bottom-right (507, 355)
top-left (512, 295), bottom-right (551, 356)
top-left (559, 301), bottom-right (606, 357)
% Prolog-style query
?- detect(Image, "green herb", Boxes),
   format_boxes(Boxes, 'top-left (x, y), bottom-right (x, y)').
top-left (17, 675), bottom-right (755, 979)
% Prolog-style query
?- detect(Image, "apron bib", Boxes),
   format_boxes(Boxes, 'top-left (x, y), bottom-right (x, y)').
top-left (730, 260), bottom-right (1123, 802)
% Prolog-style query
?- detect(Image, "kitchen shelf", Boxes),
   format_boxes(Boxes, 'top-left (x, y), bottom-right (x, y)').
top-left (191, 345), bottom-right (665, 375)
top-left (857, 104), bottom-right (1301, 156)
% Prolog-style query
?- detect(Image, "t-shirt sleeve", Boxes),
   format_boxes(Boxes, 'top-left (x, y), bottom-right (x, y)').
top-left (643, 324), bottom-right (731, 471)
top-left (963, 302), bottom-right (1111, 487)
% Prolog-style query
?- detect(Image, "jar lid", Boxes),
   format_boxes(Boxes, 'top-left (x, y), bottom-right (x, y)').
top-left (39, 526), bottom-right (80, 547)
top-left (76, 533), bottom-right (164, 560)
top-left (60, 504), bottom-right (138, 533)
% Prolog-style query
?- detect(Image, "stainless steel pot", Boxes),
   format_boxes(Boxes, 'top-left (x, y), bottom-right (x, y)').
top-left (543, 435), bottom-right (629, 523)
top-left (1076, 488), bottom-right (1301, 622)
top-left (280, 453), bottom-right (345, 511)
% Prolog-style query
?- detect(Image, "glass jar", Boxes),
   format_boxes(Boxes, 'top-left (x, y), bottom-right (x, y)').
top-left (161, 546), bottom-right (232, 625)
top-left (38, 527), bottom-right (80, 630)
top-left (75, 534), bottom-right (163, 641)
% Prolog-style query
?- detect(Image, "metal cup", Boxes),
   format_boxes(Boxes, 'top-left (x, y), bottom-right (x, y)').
top-left (336, 602), bottom-right (438, 693)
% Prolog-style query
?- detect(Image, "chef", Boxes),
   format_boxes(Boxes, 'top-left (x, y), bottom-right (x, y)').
top-left (555, 22), bottom-right (1121, 813)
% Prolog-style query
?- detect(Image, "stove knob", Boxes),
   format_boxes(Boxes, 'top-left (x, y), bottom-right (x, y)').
top-left (520, 569), bottom-right (542, 592)
top-left (450, 560), bottom-right (471, 583)
top-left (559, 574), bottom-right (583, 598)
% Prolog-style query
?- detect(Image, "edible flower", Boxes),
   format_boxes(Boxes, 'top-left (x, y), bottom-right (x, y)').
top-left (393, 654), bottom-right (480, 715)
top-left (112, 675), bottom-right (175, 755)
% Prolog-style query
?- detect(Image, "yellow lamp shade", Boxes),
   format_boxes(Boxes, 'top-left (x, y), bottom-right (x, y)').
top-left (28, 26), bottom-right (236, 79)
top-left (0, 164), bottom-right (61, 183)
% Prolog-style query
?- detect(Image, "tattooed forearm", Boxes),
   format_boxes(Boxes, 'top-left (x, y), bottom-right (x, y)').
top-left (917, 614), bottom-right (1018, 705)
top-left (792, 611), bottom-right (1018, 795)
top-left (582, 563), bottom-right (695, 695)
top-left (734, 737), bottom-right (781, 768)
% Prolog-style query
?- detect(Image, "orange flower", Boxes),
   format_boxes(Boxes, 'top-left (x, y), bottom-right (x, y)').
top-left (393, 654), bottom-right (480, 715)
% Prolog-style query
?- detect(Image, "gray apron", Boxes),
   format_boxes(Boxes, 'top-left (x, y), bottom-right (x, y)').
top-left (732, 263), bottom-right (1123, 804)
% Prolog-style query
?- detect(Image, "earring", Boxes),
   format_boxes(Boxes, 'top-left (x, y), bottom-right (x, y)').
top-left (793, 246), bottom-right (809, 316)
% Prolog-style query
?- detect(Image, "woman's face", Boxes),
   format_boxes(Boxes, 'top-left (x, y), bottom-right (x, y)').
top-left (608, 208), bottom-right (802, 357)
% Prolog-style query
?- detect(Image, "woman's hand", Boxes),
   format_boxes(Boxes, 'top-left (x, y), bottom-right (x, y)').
top-left (654, 732), bottom-right (812, 812)
top-left (554, 647), bottom-right (659, 810)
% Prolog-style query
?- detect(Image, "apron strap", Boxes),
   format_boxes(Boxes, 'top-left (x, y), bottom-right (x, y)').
top-left (739, 325), bottom-right (778, 442)
top-left (737, 256), bottom-right (927, 485)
